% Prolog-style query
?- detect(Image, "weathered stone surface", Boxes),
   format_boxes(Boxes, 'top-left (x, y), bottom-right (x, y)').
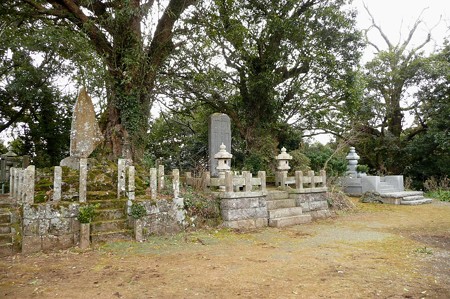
top-left (221, 207), bottom-right (268, 221)
top-left (222, 218), bottom-right (268, 229)
top-left (22, 236), bottom-right (42, 254)
top-left (307, 209), bottom-right (331, 219)
top-left (309, 201), bottom-right (328, 211)
top-left (208, 113), bottom-right (231, 177)
top-left (221, 198), bottom-right (261, 210)
top-left (69, 87), bottom-right (104, 158)
top-left (269, 215), bottom-right (311, 227)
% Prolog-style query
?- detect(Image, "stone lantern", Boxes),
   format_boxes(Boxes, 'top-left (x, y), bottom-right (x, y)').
top-left (214, 143), bottom-right (232, 190)
top-left (345, 147), bottom-right (360, 177)
top-left (275, 147), bottom-right (292, 186)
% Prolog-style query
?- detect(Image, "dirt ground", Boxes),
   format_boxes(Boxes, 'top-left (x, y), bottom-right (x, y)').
top-left (1, 199), bottom-right (449, 299)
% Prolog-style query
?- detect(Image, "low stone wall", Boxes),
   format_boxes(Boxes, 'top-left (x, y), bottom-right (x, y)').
top-left (289, 191), bottom-right (330, 219)
top-left (220, 191), bottom-right (268, 229)
top-left (132, 198), bottom-right (186, 237)
top-left (22, 203), bottom-right (80, 253)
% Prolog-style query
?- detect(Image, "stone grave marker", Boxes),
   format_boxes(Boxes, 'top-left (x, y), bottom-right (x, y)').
top-left (208, 113), bottom-right (231, 177)
top-left (60, 87), bottom-right (104, 169)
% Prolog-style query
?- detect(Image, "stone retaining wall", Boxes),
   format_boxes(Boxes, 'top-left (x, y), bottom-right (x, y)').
top-left (22, 203), bottom-right (80, 253)
top-left (289, 191), bottom-right (330, 219)
top-left (132, 198), bottom-right (186, 237)
top-left (220, 191), bottom-right (268, 229)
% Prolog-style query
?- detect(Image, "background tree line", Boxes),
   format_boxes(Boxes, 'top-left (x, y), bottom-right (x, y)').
top-left (0, 0), bottom-right (448, 189)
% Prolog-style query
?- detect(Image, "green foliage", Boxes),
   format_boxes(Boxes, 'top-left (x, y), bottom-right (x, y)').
top-left (182, 187), bottom-right (221, 227)
top-left (289, 150), bottom-right (311, 173)
top-left (414, 247), bottom-right (433, 255)
top-left (77, 204), bottom-right (100, 224)
top-left (130, 202), bottom-right (147, 219)
top-left (158, 0), bottom-right (363, 167)
top-left (301, 143), bottom-right (347, 177)
top-left (356, 164), bottom-right (369, 173)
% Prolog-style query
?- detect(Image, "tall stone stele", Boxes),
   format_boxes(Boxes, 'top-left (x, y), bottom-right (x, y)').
top-left (60, 87), bottom-right (104, 169)
top-left (208, 113), bottom-right (231, 177)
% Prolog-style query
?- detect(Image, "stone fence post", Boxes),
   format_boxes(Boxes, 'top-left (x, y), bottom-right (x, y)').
top-left (9, 167), bottom-right (15, 199)
top-left (308, 170), bottom-right (315, 188)
top-left (243, 171), bottom-right (252, 192)
top-left (158, 165), bottom-right (164, 192)
top-left (295, 171), bottom-right (304, 191)
top-left (225, 171), bottom-right (233, 192)
top-left (128, 166), bottom-right (135, 201)
top-left (79, 158), bottom-right (87, 203)
top-left (150, 168), bottom-right (157, 200)
top-left (172, 169), bottom-right (180, 198)
top-left (23, 165), bottom-right (35, 204)
top-left (117, 159), bottom-right (126, 199)
top-left (258, 171), bottom-right (266, 192)
top-left (320, 170), bottom-right (327, 187)
top-left (53, 166), bottom-right (62, 201)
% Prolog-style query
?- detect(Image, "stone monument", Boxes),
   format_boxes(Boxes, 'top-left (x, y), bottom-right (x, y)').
top-left (208, 113), bottom-right (231, 177)
top-left (60, 87), bottom-right (104, 169)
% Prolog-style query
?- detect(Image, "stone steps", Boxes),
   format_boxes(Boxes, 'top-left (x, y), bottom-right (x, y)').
top-left (401, 198), bottom-right (433, 205)
top-left (89, 197), bottom-right (131, 243)
top-left (267, 191), bottom-right (311, 228)
top-left (91, 229), bottom-right (133, 243)
top-left (89, 199), bottom-right (127, 209)
top-left (269, 215), bottom-right (311, 227)
top-left (379, 191), bottom-right (432, 205)
top-left (268, 207), bottom-right (304, 219)
top-left (91, 219), bottom-right (128, 233)
top-left (0, 205), bottom-right (13, 257)
top-left (95, 208), bottom-right (126, 220)
top-left (266, 198), bottom-right (296, 210)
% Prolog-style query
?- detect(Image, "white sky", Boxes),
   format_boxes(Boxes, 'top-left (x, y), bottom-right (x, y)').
top-left (352, 0), bottom-right (450, 62)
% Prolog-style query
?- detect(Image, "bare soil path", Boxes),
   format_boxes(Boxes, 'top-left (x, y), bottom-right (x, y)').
top-left (1, 199), bottom-right (449, 298)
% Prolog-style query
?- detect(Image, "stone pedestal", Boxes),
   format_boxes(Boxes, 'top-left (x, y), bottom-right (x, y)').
top-left (134, 219), bottom-right (143, 242)
top-left (79, 223), bottom-right (90, 249)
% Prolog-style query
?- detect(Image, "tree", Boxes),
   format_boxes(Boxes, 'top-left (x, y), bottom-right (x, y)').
top-left (156, 0), bottom-right (362, 168)
top-left (4, 0), bottom-right (196, 160)
top-left (0, 49), bottom-right (73, 167)
top-left (355, 5), bottom-right (432, 173)
top-left (403, 42), bottom-right (450, 186)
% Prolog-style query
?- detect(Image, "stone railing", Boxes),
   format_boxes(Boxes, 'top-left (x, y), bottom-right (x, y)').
top-left (276, 170), bottom-right (327, 192)
top-left (185, 170), bottom-right (266, 193)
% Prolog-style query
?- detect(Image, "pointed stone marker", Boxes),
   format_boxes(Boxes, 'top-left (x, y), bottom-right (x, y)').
top-left (60, 87), bottom-right (104, 169)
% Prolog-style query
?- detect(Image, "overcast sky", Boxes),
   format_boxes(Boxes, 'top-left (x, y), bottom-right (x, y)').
top-left (352, 0), bottom-right (450, 62)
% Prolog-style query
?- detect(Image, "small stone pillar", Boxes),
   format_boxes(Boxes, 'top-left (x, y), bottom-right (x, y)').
top-left (117, 159), bottom-right (126, 199)
top-left (150, 168), bottom-right (157, 200)
top-left (79, 158), bottom-right (87, 203)
top-left (276, 147), bottom-right (292, 187)
top-left (258, 171), bottom-right (266, 192)
top-left (345, 147), bottom-right (360, 177)
top-left (172, 169), bottom-right (180, 198)
top-left (79, 223), bottom-right (90, 249)
top-left (128, 166), bottom-right (135, 201)
top-left (214, 143), bottom-right (232, 191)
top-left (9, 167), bottom-right (15, 199)
top-left (53, 166), bottom-right (62, 201)
top-left (24, 165), bottom-right (35, 204)
top-left (295, 171), bottom-right (304, 191)
top-left (158, 165), bottom-right (164, 191)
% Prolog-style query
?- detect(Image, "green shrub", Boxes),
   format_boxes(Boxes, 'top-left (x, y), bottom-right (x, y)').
top-left (130, 202), bottom-right (147, 219)
top-left (77, 204), bottom-right (99, 223)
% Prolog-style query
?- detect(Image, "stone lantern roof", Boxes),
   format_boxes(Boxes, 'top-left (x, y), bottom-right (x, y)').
top-left (214, 143), bottom-right (232, 159)
top-left (345, 147), bottom-right (360, 161)
top-left (276, 147), bottom-right (292, 161)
